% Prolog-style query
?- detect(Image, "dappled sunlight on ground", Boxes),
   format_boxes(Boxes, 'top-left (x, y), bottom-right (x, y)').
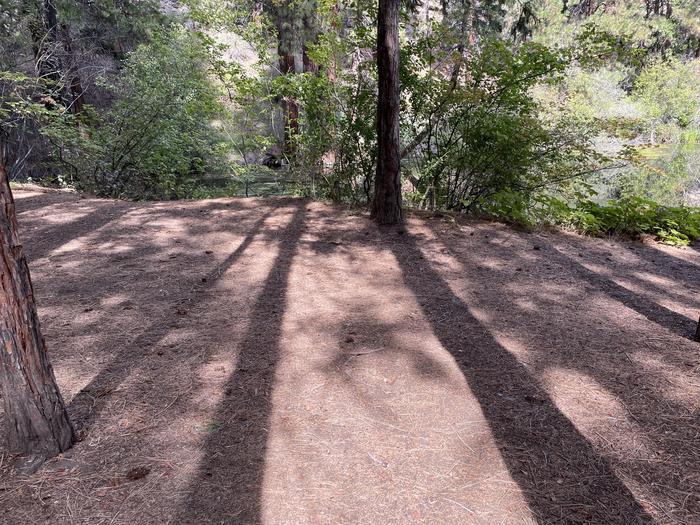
top-left (0, 191), bottom-right (698, 524)
top-left (254, 215), bottom-right (530, 523)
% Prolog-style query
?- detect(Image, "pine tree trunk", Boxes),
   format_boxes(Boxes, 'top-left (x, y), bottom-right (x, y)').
top-left (372, 0), bottom-right (402, 224)
top-left (279, 53), bottom-right (300, 153)
top-left (0, 150), bottom-right (74, 461)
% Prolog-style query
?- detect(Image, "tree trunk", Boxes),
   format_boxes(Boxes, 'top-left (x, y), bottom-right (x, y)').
top-left (32, 0), bottom-right (62, 85)
top-left (371, 0), bottom-right (402, 225)
top-left (267, 0), bottom-right (318, 156)
top-left (279, 52), bottom-right (300, 153)
top-left (0, 150), bottom-right (74, 461)
top-left (60, 24), bottom-right (85, 116)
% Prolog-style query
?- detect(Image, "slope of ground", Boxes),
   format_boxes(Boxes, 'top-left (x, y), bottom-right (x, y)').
top-left (0, 190), bottom-right (699, 524)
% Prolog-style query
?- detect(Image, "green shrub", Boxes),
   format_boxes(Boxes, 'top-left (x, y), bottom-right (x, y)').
top-left (400, 37), bottom-right (606, 212)
top-left (634, 59), bottom-right (700, 129)
top-left (553, 196), bottom-right (700, 245)
top-left (79, 27), bottom-right (233, 199)
top-left (483, 191), bottom-right (700, 246)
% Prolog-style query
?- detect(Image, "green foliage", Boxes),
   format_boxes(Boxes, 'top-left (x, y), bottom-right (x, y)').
top-left (569, 197), bottom-right (700, 245)
top-left (493, 193), bottom-right (700, 246)
top-left (401, 35), bottom-right (603, 211)
top-left (633, 58), bottom-right (700, 128)
top-left (0, 0), bottom-right (169, 184)
top-left (257, 2), bottom-right (379, 203)
top-left (612, 139), bottom-right (699, 205)
top-left (0, 70), bottom-right (86, 181)
top-left (478, 171), bottom-right (700, 244)
top-left (529, 2), bottom-right (700, 214)
top-left (534, 51), bottom-right (700, 212)
top-left (77, 27), bottom-right (233, 199)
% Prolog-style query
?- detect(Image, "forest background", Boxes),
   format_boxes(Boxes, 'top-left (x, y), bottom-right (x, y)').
top-left (2, 0), bottom-right (700, 244)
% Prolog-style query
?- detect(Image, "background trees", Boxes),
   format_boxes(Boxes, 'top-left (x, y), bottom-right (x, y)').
top-left (0, 0), bottom-right (698, 237)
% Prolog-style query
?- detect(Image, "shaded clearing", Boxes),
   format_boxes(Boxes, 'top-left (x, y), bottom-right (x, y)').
top-left (0, 191), bottom-right (698, 524)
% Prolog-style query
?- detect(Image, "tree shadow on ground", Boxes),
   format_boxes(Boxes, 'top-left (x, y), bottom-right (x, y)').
top-left (623, 243), bottom-right (700, 305)
top-left (67, 207), bottom-right (278, 433)
top-left (175, 203), bottom-right (306, 524)
top-left (423, 220), bottom-right (700, 521)
top-left (13, 192), bottom-right (71, 213)
top-left (387, 227), bottom-right (652, 524)
top-left (19, 202), bottom-right (130, 263)
top-left (3, 195), bottom-right (309, 523)
top-left (542, 242), bottom-right (697, 340)
top-left (541, 234), bottom-right (699, 317)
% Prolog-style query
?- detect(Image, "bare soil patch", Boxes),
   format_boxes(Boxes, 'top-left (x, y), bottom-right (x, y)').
top-left (1, 190), bottom-right (699, 524)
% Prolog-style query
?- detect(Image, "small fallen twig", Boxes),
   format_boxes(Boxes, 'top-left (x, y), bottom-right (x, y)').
top-left (442, 496), bottom-right (475, 514)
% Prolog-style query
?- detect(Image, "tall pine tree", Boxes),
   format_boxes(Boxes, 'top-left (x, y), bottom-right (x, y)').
top-left (372, 0), bottom-right (402, 224)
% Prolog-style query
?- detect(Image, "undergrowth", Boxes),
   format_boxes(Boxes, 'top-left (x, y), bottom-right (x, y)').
top-left (485, 192), bottom-right (700, 246)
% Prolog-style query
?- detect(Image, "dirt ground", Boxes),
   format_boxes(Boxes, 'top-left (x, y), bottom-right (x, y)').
top-left (0, 189), bottom-right (699, 524)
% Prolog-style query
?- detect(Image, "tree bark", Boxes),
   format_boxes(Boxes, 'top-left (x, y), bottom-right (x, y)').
top-left (0, 149), bottom-right (74, 460)
top-left (279, 52), bottom-right (301, 153)
top-left (60, 24), bottom-right (85, 116)
top-left (371, 0), bottom-right (402, 224)
top-left (266, 0), bottom-right (318, 156)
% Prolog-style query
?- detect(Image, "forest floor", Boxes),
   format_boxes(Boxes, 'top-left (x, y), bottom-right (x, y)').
top-left (1, 190), bottom-right (699, 525)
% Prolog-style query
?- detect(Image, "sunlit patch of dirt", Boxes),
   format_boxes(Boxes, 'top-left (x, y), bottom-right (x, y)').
top-left (0, 190), bottom-right (698, 524)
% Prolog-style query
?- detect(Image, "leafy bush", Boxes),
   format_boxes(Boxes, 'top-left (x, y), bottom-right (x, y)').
top-left (400, 37), bottom-right (606, 211)
top-left (553, 196), bottom-right (699, 245)
top-left (482, 190), bottom-right (700, 246)
top-left (634, 58), bottom-right (700, 129)
top-left (572, 197), bottom-right (700, 245)
top-left (286, 15), bottom-right (379, 203)
top-left (610, 140), bottom-right (700, 206)
top-left (78, 27), bottom-right (233, 199)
